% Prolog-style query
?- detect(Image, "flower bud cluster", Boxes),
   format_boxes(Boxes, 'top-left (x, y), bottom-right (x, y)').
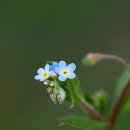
top-left (44, 80), bottom-right (66, 104)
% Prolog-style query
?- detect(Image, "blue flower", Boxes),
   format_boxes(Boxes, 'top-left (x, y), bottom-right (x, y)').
top-left (49, 62), bottom-right (59, 71)
top-left (34, 64), bottom-right (51, 82)
top-left (55, 61), bottom-right (76, 82)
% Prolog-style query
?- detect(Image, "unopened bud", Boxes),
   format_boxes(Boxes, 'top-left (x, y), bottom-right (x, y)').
top-left (82, 53), bottom-right (104, 66)
top-left (44, 80), bottom-right (50, 86)
top-left (53, 87), bottom-right (59, 95)
top-left (50, 94), bottom-right (57, 104)
top-left (50, 72), bottom-right (57, 77)
top-left (57, 88), bottom-right (66, 104)
top-left (47, 87), bottom-right (52, 93)
top-left (50, 81), bottom-right (55, 87)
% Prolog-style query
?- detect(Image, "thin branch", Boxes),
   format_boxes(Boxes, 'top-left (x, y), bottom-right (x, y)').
top-left (93, 53), bottom-right (130, 73)
top-left (79, 98), bottom-right (103, 121)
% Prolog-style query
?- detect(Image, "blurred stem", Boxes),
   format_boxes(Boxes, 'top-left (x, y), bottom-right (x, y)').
top-left (109, 78), bottom-right (130, 130)
top-left (79, 97), bottom-right (103, 121)
top-left (102, 54), bottom-right (130, 130)
top-left (93, 53), bottom-right (130, 73)
top-left (86, 53), bottom-right (130, 130)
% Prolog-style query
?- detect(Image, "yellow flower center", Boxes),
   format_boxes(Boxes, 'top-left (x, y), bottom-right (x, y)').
top-left (62, 70), bottom-right (68, 76)
top-left (42, 72), bottom-right (49, 78)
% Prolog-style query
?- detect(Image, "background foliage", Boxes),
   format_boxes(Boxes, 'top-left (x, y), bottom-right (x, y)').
top-left (0, 1), bottom-right (130, 130)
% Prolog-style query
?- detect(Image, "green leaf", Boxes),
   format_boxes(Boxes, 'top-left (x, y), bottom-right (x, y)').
top-left (63, 78), bottom-right (80, 105)
top-left (83, 90), bottom-right (111, 117)
top-left (115, 70), bottom-right (129, 98)
top-left (115, 70), bottom-right (130, 113)
top-left (57, 116), bottom-right (105, 130)
top-left (123, 98), bottom-right (130, 111)
top-left (92, 90), bottom-right (111, 117)
top-left (83, 92), bottom-right (95, 105)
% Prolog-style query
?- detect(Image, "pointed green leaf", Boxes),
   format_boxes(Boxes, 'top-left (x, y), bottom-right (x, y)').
top-left (115, 70), bottom-right (129, 98)
top-left (83, 90), bottom-right (111, 117)
top-left (63, 78), bottom-right (80, 104)
top-left (115, 70), bottom-right (130, 113)
top-left (57, 116), bottom-right (105, 130)
top-left (93, 90), bottom-right (111, 117)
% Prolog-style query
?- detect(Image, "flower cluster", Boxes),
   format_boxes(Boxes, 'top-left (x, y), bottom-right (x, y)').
top-left (34, 61), bottom-right (76, 104)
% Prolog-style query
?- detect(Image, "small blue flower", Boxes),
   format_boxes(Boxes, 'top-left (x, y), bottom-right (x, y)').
top-left (49, 62), bottom-right (59, 71)
top-left (34, 64), bottom-right (51, 82)
top-left (55, 61), bottom-right (76, 82)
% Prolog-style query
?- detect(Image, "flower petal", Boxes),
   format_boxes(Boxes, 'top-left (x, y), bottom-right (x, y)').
top-left (34, 75), bottom-right (41, 80)
top-left (49, 71), bottom-right (53, 75)
top-left (67, 63), bottom-right (76, 72)
top-left (40, 77), bottom-right (46, 82)
top-left (55, 67), bottom-right (61, 75)
top-left (58, 76), bottom-right (67, 82)
top-left (45, 64), bottom-right (49, 72)
top-left (59, 61), bottom-right (67, 69)
top-left (53, 62), bottom-right (59, 67)
top-left (68, 73), bottom-right (76, 79)
top-left (37, 68), bottom-right (44, 74)
top-left (49, 65), bottom-right (53, 71)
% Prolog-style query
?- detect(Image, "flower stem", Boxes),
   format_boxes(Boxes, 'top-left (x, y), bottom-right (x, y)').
top-left (93, 53), bottom-right (130, 73)
top-left (99, 53), bottom-right (130, 130)
top-left (87, 53), bottom-right (130, 129)
top-left (109, 78), bottom-right (130, 130)
top-left (79, 98), bottom-right (103, 121)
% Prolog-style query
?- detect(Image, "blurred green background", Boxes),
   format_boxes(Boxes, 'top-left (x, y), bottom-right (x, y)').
top-left (0, 1), bottom-right (130, 130)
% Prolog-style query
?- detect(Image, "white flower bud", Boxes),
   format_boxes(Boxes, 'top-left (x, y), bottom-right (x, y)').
top-left (57, 88), bottom-right (66, 104)
top-left (44, 80), bottom-right (50, 86)
top-left (50, 94), bottom-right (57, 104)
top-left (47, 87), bottom-right (52, 93)
top-left (50, 81), bottom-right (55, 87)
top-left (53, 87), bottom-right (59, 95)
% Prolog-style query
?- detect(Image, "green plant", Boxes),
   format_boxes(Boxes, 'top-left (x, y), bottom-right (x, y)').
top-left (34, 53), bottom-right (130, 130)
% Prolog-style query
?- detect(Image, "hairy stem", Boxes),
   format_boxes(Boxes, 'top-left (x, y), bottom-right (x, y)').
top-left (109, 78), bottom-right (130, 130)
top-left (90, 53), bottom-right (130, 129)
top-left (100, 53), bottom-right (130, 130)
top-left (79, 98), bottom-right (103, 121)
top-left (93, 53), bottom-right (130, 73)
